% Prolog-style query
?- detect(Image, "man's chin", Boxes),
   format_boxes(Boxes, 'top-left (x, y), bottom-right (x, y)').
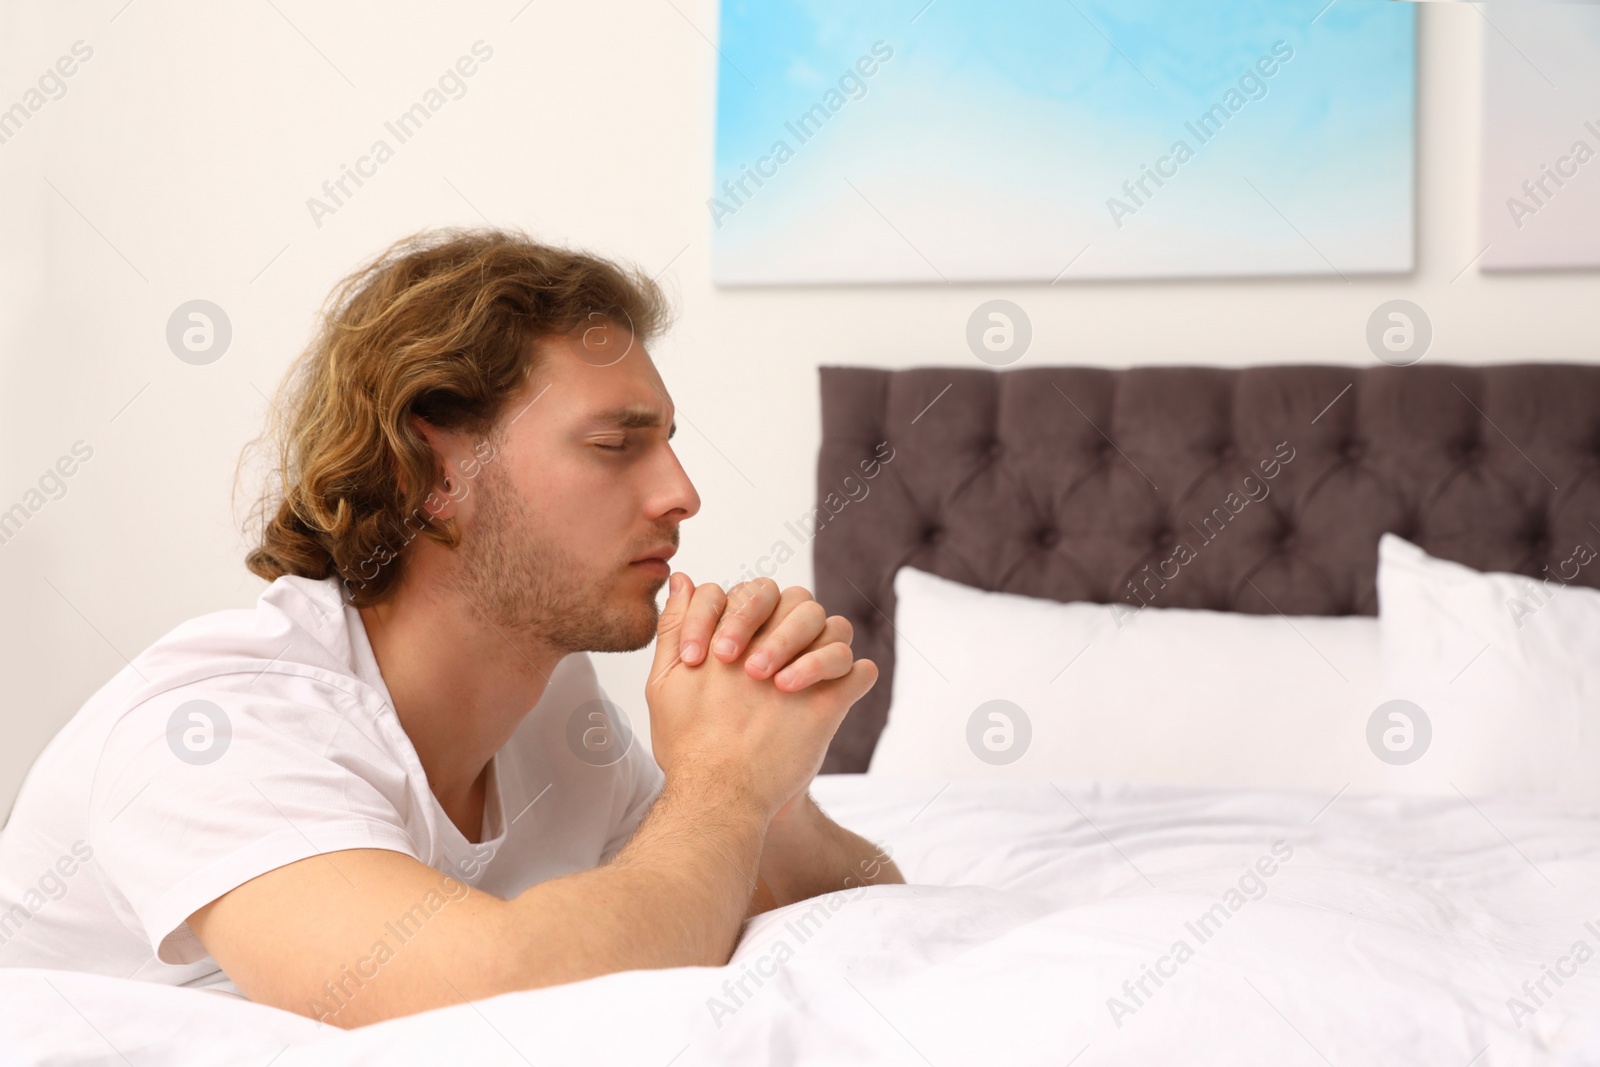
top-left (578, 596), bottom-right (661, 655)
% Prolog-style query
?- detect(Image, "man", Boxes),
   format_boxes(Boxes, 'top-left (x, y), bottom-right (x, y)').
top-left (0, 229), bottom-right (901, 1027)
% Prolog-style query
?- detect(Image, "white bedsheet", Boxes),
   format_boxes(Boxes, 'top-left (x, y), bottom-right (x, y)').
top-left (3, 776), bottom-right (1598, 1065)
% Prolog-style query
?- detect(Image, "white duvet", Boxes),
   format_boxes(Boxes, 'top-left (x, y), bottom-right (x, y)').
top-left (3, 775), bottom-right (1598, 1066)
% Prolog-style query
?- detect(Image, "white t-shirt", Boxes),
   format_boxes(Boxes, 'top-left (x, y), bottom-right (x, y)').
top-left (0, 575), bottom-right (665, 993)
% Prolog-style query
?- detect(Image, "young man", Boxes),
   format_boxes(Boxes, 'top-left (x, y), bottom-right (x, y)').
top-left (0, 229), bottom-right (901, 1027)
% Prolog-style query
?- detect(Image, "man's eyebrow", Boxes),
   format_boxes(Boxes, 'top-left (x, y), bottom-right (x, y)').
top-left (589, 406), bottom-right (677, 439)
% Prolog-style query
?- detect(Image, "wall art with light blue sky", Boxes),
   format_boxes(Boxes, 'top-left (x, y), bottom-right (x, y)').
top-left (710, 0), bottom-right (1416, 284)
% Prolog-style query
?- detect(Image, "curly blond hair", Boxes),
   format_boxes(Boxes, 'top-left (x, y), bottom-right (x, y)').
top-left (241, 227), bottom-right (670, 607)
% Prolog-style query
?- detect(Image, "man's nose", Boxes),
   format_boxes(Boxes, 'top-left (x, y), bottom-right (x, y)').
top-left (652, 447), bottom-right (700, 522)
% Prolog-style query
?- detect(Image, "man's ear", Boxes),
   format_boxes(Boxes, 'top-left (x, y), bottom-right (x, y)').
top-left (407, 414), bottom-right (472, 515)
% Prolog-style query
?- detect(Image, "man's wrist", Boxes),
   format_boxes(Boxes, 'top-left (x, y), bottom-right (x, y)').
top-left (758, 793), bottom-right (851, 897)
top-left (770, 789), bottom-right (820, 834)
top-left (659, 762), bottom-right (773, 828)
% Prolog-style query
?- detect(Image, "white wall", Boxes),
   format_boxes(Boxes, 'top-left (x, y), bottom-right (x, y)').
top-left (1, 2), bottom-right (1595, 818)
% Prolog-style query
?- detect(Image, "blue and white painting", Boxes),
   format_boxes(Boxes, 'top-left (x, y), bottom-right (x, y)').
top-left (710, 1), bottom-right (1416, 284)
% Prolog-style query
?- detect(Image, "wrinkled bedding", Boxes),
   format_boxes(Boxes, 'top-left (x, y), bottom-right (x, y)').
top-left (3, 775), bottom-right (1597, 1065)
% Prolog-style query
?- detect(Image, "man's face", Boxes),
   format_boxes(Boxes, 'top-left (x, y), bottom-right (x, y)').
top-left (442, 323), bottom-right (699, 656)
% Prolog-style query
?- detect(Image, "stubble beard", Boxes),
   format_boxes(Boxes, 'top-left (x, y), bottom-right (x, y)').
top-left (454, 464), bottom-right (661, 657)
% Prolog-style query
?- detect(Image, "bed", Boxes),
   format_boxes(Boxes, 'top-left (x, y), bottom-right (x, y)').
top-left (4, 362), bottom-right (1600, 1065)
top-left (813, 362), bottom-right (1600, 773)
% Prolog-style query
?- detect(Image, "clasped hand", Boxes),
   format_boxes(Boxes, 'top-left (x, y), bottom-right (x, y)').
top-left (645, 574), bottom-right (877, 819)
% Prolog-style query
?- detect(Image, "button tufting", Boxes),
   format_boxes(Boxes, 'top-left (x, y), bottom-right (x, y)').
top-left (1152, 526), bottom-right (1173, 547)
top-left (1341, 440), bottom-right (1364, 462)
top-left (1217, 442), bottom-right (1237, 461)
top-left (1037, 528), bottom-right (1060, 548)
top-left (987, 440), bottom-right (1004, 460)
top-left (923, 525), bottom-right (942, 546)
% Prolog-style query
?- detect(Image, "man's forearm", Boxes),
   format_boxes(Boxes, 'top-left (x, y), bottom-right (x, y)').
top-left (753, 793), bottom-right (903, 911)
top-left (525, 772), bottom-right (768, 974)
top-left (189, 775), bottom-right (772, 1029)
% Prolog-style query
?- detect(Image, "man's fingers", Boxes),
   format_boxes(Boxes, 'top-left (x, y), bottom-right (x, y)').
top-left (841, 657), bottom-right (879, 708)
top-left (809, 658), bottom-right (879, 730)
top-left (677, 582), bottom-right (731, 665)
top-left (708, 579), bottom-right (790, 662)
top-left (747, 608), bottom-right (846, 681)
top-left (770, 640), bottom-right (854, 691)
top-left (649, 572), bottom-right (695, 681)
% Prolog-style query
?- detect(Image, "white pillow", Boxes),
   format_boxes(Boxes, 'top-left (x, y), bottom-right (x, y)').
top-left (1375, 533), bottom-right (1600, 801)
top-left (869, 566), bottom-right (1386, 791)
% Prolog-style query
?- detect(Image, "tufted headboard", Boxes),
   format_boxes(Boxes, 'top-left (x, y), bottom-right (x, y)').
top-left (813, 363), bottom-right (1600, 773)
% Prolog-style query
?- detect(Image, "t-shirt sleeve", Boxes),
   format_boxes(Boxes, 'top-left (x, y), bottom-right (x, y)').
top-left (88, 679), bottom-right (422, 965)
top-left (599, 711), bottom-right (666, 863)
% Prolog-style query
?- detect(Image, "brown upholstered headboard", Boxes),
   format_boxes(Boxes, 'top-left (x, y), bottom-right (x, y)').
top-left (814, 363), bottom-right (1600, 773)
